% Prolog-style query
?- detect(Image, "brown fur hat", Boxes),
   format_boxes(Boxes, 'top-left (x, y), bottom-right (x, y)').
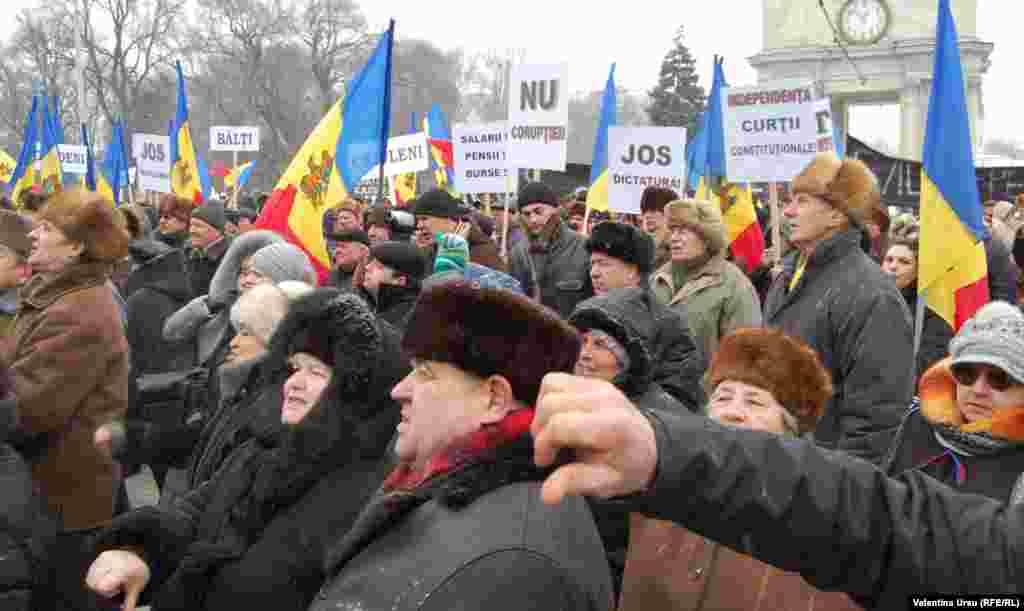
top-left (664, 198), bottom-right (726, 256)
top-left (791, 152), bottom-right (881, 226)
top-left (158, 193), bottom-right (195, 225)
top-left (403, 281), bottom-right (581, 405)
top-left (117, 206), bottom-right (148, 241)
top-left (640, 187), bottom-right (678, 214)
top-left (335, 198), bottom-right (363, 217)
top-left (705, 328), bottom-right (832, 435)
top-left (38, 188), bottom-right (130, 264)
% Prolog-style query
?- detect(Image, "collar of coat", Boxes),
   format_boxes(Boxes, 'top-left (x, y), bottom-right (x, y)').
top-left (780, 227), bottom-right (862, 288)
top-left (20, 261), bottom-right (111, 310)
top-left (653, 255), bottom-right (727, 304)
top-left (918, 357), bottom-right (1024, 442)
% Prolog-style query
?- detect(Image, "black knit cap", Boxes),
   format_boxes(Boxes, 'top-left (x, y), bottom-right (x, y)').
top-left (413, 189), bottom-right (463, 219)
top-left (191, 199), bottom-right (227, 234)
top-left (370, 241), bottom-right (428, 282)
top-left (585, 221), bottom-right (656, 275)
top-left (332, 228), bottom-right (370, 247)
top-left (517, 182), bottom-right (559, 209)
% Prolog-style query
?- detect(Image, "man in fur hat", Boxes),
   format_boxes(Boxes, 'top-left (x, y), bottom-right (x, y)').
top-left (765, 152), bottom-right (911, 464)
top-left (509, 182), bottom-right (593, 318)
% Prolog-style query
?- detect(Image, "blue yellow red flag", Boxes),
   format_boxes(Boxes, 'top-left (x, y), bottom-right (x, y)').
top-left (422, 104), bottom-right (455, 192)
top-left (225, 161), bottom-right (255, 189)
top-left (918, 0), bottom-right (988, 330)
top-left (7, 97), bottom-right (38, 204)
top-left (170, 61), bottom-right (206, 202)
top-left (585, 64), bottom-right (616, 213)
top-left (98, 122), bottom-right (127, 206)
top-left (0, 150), bottom-right (16, 184)
top-left (393, 112), bottom-right (418, 206)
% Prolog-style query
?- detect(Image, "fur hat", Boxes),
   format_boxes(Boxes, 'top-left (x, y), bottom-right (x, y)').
top-left (517, 182), bottom-right (559, 209)
top-left (230, 283), bottom-right (290, 344)
top-left (664, 198), bottom-right (727, 256)
top-left (38, 188), bottom-right (130, 264)
top-left (403, 282), bottom-right (581, 405)
top-left (158, 193), bottom-right (195, 225)
top-left (414, 189), bottom-right (463, 219)
top-left (585, 221), bottom-right (656, 274)
top-left (267, 288), bottom-right (381, 398)
top-left (191, 199), bottom-right (227, 234)
top-left (117, 206), bottom-right (149, 241)
top-left (640, 187), bottom-right (678, 214)
top-left (0, 210), bottom-right (33, 259)
top-left (705, 328), bottom-right (832, 435)
top-left (19, 191), bottom-right (49, 213)
top-left (791, 152), bottom-right (881, 226)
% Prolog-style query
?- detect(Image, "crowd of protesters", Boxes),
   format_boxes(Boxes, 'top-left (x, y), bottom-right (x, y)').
top-left (0, 148), bottom-right (1020, 609)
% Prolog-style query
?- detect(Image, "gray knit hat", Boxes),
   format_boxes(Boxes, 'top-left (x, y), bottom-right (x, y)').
top-left (249, 243), bottom-right (315, 285)
top-left (950, 301), bottom-right (1024, 384)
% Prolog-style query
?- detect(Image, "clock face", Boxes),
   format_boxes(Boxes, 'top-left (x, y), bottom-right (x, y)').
top-left (839, 0), bottom-right (891, 45)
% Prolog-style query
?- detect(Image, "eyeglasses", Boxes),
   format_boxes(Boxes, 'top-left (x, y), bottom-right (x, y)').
top-left (950, 363), bottom-right (1019, 392)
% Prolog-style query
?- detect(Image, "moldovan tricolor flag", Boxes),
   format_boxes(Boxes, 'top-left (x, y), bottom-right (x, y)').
top-left (7, 97), bottom-right (38, 204)
top-left (918, 0), bottom-right (988, 331)
top-left (689, 57), bottom-right (763, 273)
top-left (256, 19), bottom-right (395, 284)
top-left (170, 61), bottom-right (206, 203)
top-left (0, 150), bottom-right (16, 184)
top-left (225, 161), bottom-right (255, 190)
top-left (585, 64), bottom-right (615, 213)
top-left (423, 104), bottom-right (454, 192)
top-left (393, 113), bottom-right (418, 206)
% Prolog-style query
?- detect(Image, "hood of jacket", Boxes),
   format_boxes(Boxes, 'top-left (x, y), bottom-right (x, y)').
top-left (208, 230), bottom-right (286, 302)
top-left (569, 287), bottom-right (658, 397)
top-left (124, 242), bottom-right (192, 302)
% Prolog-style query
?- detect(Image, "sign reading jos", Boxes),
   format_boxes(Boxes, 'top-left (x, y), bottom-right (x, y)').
top-left (133, 133), bottom-right (172, 193)
top-left (210, 126), bottom-right (260, 152)
top-left (507, 63), bottom-right (569, 171)
top-left (57, 145), bottom-right (88, 174)
top-left (724, 80), bottom-right (819, 182)
top-left (607, 126), bottom-right (687, 214)
top-left (453, 123), bottom-right (514, 194)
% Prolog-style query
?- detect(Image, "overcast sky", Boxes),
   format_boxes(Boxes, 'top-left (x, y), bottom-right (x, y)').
top-left (3, 0), bottom-right (1021, 150)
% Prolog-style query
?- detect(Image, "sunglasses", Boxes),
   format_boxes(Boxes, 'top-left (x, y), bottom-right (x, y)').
top-left (950, 363), bottom-right (1019, 392)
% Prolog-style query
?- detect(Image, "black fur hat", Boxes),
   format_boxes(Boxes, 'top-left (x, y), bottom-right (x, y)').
top-left (585, 221), bottom-right (656, 275)
top-left (640, 186), bottom-right (678, 213)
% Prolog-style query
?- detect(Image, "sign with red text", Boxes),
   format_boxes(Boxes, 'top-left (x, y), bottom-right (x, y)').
top-left (724, 80), bottom-right (819, 182)
top-left (507, 63), bottom-right (569, 171)
top-left (607, 126), bottom-right (687, 214)
top-left (453, 123), bottom-right (514, 194)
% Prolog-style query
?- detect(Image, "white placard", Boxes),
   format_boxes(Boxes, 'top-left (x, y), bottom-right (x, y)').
top-left (507, 63), bottom-right (569, 171)
top-left (724, 80), bottom-right (819, 182)
top-left (813, 98), bottom-right (837, 154)
top-left (133, 133), bottom-right (172, 193)
top-left (607, 126), bottom-right (687, 214)
top-left (209, 126), bottom-right (260, 152)
top-left (453, 123), bottom-right (515, 194)
top-left (362, 132), bottom-right (430, 179)
top-left (57, 145), bottom-right (88, 174)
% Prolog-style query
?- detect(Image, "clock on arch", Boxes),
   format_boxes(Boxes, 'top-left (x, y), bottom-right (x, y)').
top-left (838, 0), bottom-right (892, 45)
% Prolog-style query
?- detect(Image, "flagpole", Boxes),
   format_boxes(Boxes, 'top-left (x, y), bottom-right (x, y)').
top-left (911, 288), bottom-right (926, 397)
top-left (375, 19), bottom-right (396, 206)
top-left (769, 182), bottom-right (782, 262)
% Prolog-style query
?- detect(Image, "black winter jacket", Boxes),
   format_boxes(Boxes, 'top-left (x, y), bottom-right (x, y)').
top-left (764, 228), bottom-right (911, 463)
top-left (372, 283), bottom-right (419, 332)
top-left (124, 243), bottom-right (195, 375)
top-left (509, 220), bottom-right (593, 318)
top-left (899, 285), bottom-right (953, 382)
top-left (985, 236), bottom-right (1016, 304)
top-left (623, 407), bottom-right (1024, 607)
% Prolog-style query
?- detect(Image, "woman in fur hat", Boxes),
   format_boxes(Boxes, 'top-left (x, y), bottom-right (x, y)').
top-left (311, 282), bottom-right (613, 611)
top-left (651, 198), bottom-right (762, 361)
top-left (884, 301), bottom-right (1024, 505)
top-left (2, 189), bottom-right (130, 608)
top-left (618, 327), bottom-right (861, 611)
top-left (87, 290), bottom-right (404, 611)
top-left (881, 227), bottom-right (954, 380)
top-left (764, 152), bottom-right (912, 464)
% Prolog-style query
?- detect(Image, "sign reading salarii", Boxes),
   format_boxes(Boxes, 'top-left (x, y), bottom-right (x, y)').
top-left (453, 123), bottom-right (514, 194)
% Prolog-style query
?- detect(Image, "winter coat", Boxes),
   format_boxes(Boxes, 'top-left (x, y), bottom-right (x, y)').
top-left (185, 237), bottom-right (231, 300)
top-left (570, 288), bottom-right (692, 595)
top-left (0, 289), bottom-right (17, 340)
top-left (92, 358), bottom-right (401, 610)
top-left (764, 227), bottom-right (911, 464)
top-left (6, 262), bottom-right (129, 530)
top-left (985, 236), bottom-right (1017, 304)
top-left (0, 392), bottom-right (56, 611)
top-left (509, 219), bottom-right (593, 318)
top-left (156, 231), bottom-right (188, 251)
top-left (124, 243), bottom-right (195, 375)
top-left (899, 285), bottom-right (953, 382)
top-left (651, 255), bottom-right (763, 361)
top-left (616, 406), bottom-right (1024, 607)
top-left (327, 267), bottom-right (356, 292)
top-left (311, 435), bottom-right (614, 611)
top-left (646, 297), bottom-right (706, 412)
top-left (372, 283), bottom-right (419, 331)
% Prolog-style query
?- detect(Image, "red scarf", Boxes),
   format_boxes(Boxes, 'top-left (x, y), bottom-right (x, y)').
top-left (382, 408), bottom-right (535, 492)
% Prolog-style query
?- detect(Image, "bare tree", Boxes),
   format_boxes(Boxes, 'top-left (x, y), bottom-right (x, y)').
top-left (297, 0), bottom-right (369, 113)
top-left (391, 38), bottom-right (461, 135)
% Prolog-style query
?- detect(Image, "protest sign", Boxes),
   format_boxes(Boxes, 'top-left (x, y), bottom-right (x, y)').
top-left (57, 145), bottom-right (88, 174)
top-left (453, 123), bottom-right (515, 194)
top-left (210, 126), bottom-right (260, 152)
top-left (507, 63), bottom-right (569, 171)
top-left (813, 98), bottom-right (837, 154)
top-left (724, 79), bottom-right (819, 182)
top-left (361, 132), bottom-right (430, 180)
top-left (607, 126), bottom-right (687, 214)
top-left (133, 133), bottom-right (172, 193)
